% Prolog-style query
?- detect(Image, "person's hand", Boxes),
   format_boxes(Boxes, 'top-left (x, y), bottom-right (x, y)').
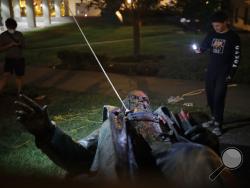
top-left (194, 48), bottom-right (201, 54)
top-left (9, 41), bottom-right (20, 48)
top-left (15, 94), bottom-right (55, 137)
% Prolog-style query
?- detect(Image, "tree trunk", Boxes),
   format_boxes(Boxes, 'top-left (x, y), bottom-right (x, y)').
top-left (221, 0), bottom-right (233, 25)
top-left (133, 9), bottom-right (141, 59)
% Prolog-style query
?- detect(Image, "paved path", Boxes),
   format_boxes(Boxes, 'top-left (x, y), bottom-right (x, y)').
top-left (22, 67), bottom-right (250, 114)
top-left (1, 65), bottom-right (249, 115)
top-left (1, 65), bottom-right (250, 144)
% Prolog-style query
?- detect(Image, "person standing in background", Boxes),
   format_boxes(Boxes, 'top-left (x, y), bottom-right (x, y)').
top-left (194, 11), bottom-right (241, 136)
top-left (0, 18), bottom-right (25, 95)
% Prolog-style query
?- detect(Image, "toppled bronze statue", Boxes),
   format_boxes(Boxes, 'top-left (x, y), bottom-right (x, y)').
top-left (15, 90), bottom-right (234, 187)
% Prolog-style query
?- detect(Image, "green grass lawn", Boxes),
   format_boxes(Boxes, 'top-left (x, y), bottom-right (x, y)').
top-left (0, 86), bottom-right (160, 177)
top-left (15, 20), bottom-right (250, 83)
top-left (0, 86), bottom-right (249, 178)
top-left (23, 22), bottom-right (181, 49)
top-left (0, 87), bottom-right (115, 177)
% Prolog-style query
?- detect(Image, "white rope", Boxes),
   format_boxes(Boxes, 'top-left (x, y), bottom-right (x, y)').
top-left (68, 8), bottom-right (128, 111)
top-left (168, 84), bottom-right (238, 104)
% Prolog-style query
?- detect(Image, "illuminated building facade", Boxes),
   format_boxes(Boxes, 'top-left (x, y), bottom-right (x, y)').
top-left (0, 0), bottom-right (100, 28)
top-left (2, 1), bottom-right (247, 31)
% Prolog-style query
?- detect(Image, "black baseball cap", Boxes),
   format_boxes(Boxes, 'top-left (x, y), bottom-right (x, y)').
top-left (210, 11), bottom-right (228, 23)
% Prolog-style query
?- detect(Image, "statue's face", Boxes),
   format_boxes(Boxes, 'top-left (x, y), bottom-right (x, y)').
top-left (123, 90), bottom-right (151, 113)
top-left (123, 91), bottom-right (160, 142)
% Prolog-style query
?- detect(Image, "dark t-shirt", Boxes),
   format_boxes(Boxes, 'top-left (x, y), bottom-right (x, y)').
top-left (200, 30), bottom-right (241, 78)
top-left (0, 30), bottom-right (25, 59)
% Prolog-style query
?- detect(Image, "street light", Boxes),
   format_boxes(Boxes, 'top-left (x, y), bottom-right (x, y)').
top-left (127, 0), bottom-right (132, 4)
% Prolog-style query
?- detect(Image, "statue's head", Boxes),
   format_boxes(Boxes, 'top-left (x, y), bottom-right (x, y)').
top-left (123, 90), bottom-right (159, 144)
top-left (123, 90), bottom-right (151, 113)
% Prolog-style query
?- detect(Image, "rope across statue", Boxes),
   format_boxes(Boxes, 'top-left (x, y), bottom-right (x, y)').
top-left (15, 90), bottom-right (235, 187)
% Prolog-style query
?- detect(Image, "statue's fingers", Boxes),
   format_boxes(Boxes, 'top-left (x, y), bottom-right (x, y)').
top-left (14, 101), bottom-right (35, 113)
top-left (19, 94), bottom-right (42, 112)
top-left (42, 105), bottom-right (48, 113)
top-left (15, 110), bottom-right (28, 117)
top-left (41, 105), bottom-right (50, 120)
top-left (16, 115), bottom-right (26, 124)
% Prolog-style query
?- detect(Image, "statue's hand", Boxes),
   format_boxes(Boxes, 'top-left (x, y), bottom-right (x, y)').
top-left (15, 94), bottom-right (55, 137)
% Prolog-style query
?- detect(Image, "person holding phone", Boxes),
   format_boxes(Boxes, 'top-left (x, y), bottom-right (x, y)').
top-left (194, 11), bottom-right (241, 136)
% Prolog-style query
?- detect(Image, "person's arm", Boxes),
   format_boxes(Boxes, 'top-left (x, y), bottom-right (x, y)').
top-left (35, 126), bottom-right (95, 175)
top-left (15, 95), bottom-right (95, 175)
top-left (227, 34), bottom-right (241, 82)
top-left (194, 33), bottom-right (212, 54)
top-left (0, 32), bottom-right (21, 52)
top-left (19, 32), bottom-right (25, 48)
top-left (0, 41), bottom-right (19, 52)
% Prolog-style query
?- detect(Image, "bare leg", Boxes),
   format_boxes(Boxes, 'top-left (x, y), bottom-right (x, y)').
top-left (0, 72), bottom-right (11, 94)
top-left (15, 76), bottom-right (24, 94)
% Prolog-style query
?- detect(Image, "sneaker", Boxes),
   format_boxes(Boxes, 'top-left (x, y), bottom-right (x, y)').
top-left (202, 117), bottom-right (215, 128)
top-left (211, 122), bottom-right (222, 136)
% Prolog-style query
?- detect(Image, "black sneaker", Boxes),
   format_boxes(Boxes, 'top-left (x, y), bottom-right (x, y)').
top-left (211, 122), bottom-right (222, 136)
top-left (202, 117), bottom-right (215, 128)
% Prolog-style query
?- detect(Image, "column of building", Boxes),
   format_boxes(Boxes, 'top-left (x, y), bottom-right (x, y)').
top-left (0, 0), bottom-right (68, 28)
top-left (54, 0), bottom-right (61, 18)
top-left (1, 0), bottom-right (11, 24)
top-left (42, 0), bottom-right (51, 24)
top-left (26, 0), bottom-right (36, 27)
top-left (13, 0), bottom-right (21, 19)
top-left (64, 0), bottom-right (69, 16)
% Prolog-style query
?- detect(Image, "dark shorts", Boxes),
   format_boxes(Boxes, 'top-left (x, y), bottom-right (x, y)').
top-left (4, 58), bottom-right (25, 76)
